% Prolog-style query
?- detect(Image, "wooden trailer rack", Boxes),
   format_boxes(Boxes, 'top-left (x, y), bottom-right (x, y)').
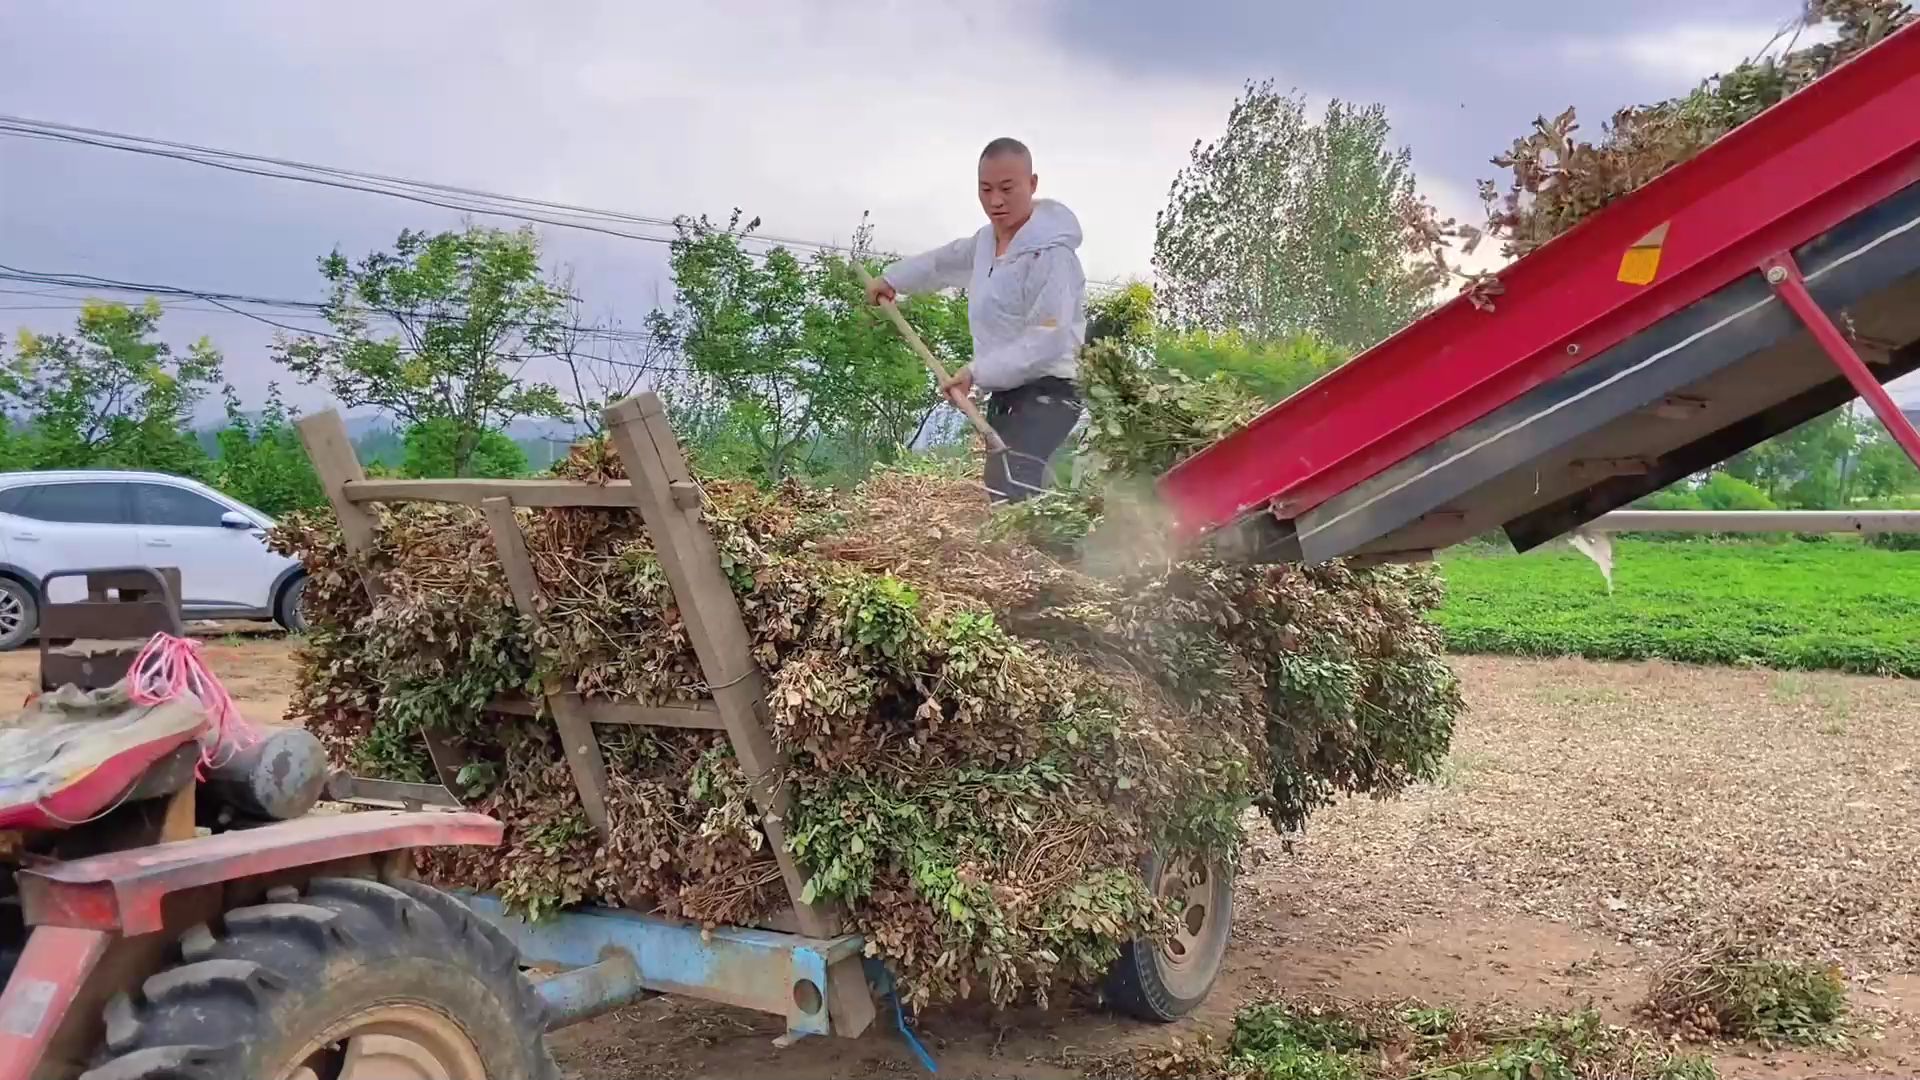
top-left (296, 392), bottom-right (879, 1040)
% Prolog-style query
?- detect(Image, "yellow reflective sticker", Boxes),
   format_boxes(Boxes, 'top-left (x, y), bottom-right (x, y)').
top-left (1618, 222), bottom-right (1670, 286)
top-left (1618, 247), bottom-right (1661, 285)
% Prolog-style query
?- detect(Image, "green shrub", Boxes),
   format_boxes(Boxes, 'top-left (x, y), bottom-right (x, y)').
top-left (1697, 473), bottom-right (1776, 511)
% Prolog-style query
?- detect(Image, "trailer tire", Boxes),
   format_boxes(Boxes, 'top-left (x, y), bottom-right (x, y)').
top-left (81, 876), bottom-right (557, 1080)
top-left (1104, 850), bottom-right (1233, 1022)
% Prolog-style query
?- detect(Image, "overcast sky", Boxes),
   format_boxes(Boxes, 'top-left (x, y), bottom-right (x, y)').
top-left (3, 0), bottom-right (1912, 418)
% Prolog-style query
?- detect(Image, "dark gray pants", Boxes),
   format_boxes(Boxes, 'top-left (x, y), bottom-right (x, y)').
top-left (983, 376), bottom-right (1083, 504)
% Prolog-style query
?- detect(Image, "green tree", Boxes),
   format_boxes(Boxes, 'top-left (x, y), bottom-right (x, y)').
top-left (210, 383), bottom-right (326, 516)
top-left (1155, 86), bottom-right (1445, 349)
top-left (1851, 425), bottom-right (1920, 502)
top-left (654, 212), bottom-right (969, 483)
top-left (1086, 282), bottom-right (1156, 350)
top-left (274, 224), bottom-right (567, 476)
top-left (1088, 281), bottom-right (1347, 406)
top-left (2, 299), bottom-right (220, 474)
top-left (1156, 330), bottom-right (1347, 405)
top-left (1723, 411), bottom-right (1866, 509)
top-left (400, 418), bottom-right (528, 479)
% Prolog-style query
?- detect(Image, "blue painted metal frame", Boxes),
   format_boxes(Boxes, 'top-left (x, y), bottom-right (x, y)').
top-left (459, 893), bottom-right (866, 1040)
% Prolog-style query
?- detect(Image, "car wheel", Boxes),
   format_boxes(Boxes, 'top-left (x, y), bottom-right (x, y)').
top-left (276, 574), bottom-right (309, 635)
top-left (0, 577), bottom-right (39, 651)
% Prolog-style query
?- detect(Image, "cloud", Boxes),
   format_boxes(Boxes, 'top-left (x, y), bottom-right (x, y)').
top-left (10, 0), bottom-right (1904, 409)
top-left (0, 0), bottom-right (1261, 411)
top-left (0, 0), bottom-right (1246, 283)
top-left (1560, 19), bottom-right (1835, 85)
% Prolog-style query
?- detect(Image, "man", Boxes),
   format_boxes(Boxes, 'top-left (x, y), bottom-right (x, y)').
top-left (866, 137), bottom-right (1087, 503)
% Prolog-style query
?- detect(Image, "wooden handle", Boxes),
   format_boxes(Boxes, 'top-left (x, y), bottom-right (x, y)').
top-left (853, 262), bottom-right (1006, 453)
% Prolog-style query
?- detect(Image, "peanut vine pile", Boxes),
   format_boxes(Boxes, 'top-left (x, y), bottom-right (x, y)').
top-left (275, 346), bottom-right (1460, 1009)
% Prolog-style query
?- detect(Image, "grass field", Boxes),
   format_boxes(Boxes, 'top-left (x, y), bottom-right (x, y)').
top-left (1434, 539), bottom-right (1920, 676)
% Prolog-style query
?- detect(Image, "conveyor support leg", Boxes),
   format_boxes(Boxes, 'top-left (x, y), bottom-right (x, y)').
top-left (1762, 252), bottom-right (1920, 471)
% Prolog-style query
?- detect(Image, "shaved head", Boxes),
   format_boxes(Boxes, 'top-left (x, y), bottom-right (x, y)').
top-left (978, 137), bottom-right (1038, 236)
top-left (980, 136), bottom-right (1032, 168)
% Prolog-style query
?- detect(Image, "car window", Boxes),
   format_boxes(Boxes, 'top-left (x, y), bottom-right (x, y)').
top-left (134, 484), bottom-right (232, 528)
top-left (10, 482), bottom-right (136, 524)
top-left (0, 487), bottom-right (31, 516)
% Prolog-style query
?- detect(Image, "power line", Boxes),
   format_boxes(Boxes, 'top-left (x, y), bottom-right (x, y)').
top-left (0, 264), bottom-right (671, 347)
top-left (0, 116), bottom-right (848, 257)
top-left (0, 115), bottom-right (862, 255)
top-left (0, 266), bottom-right (700, 379)
top-left (0, 112), bottom-right (1130, 287)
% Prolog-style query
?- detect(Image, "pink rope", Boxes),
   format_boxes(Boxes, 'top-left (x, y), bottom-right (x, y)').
top-left (128, 632), bottom-right (259, 774)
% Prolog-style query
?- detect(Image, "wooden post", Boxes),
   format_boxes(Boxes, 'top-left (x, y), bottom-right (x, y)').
top-left (294, 409), bottom-right (381, 566)
top-left (603, 393), bottom-right (877, 1038)
top-left (294, 409), bottom-right (470, 797)
top-left (481, 497), bottom-right (611, 832)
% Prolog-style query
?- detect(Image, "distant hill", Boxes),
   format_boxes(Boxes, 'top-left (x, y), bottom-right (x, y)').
top-left (196, 410), bottom-right (589, 470)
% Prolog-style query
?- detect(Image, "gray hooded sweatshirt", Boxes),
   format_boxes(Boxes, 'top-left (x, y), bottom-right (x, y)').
top-left (881, 198), bottom-right (1087, 393)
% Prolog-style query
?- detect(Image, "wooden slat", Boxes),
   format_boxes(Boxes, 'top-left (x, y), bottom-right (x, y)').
top-left (603, 392), bottom-right (876, 1038)
top-left (490, 694), bottom-right (727, 730)
top-left (295, 409), bottom-right (472, 794)
top-left (344, 478), bottom-right (636, 508)
top-left (570, 696), bottom-right (726, 730)
top-left (481, 497), bottom-right (611, 832)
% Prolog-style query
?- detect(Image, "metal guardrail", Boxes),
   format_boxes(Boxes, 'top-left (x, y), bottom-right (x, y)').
top-left (1588, 510), bottom-right (1920, 533)
top-left (1564, 509), bottom-right (1919, 588)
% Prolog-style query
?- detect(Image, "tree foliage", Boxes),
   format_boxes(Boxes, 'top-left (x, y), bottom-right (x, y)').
top-left (1719, 410), bottom-right (1920, 509)
top-left (400, 418), bottom-right (528, 479)
top-left (1637, 408), bottom-right (1920, 515)
top-left (210, 383), bottom-right (325, 516)
top-left (1, 299), bottom-right (221, 474)
top-left (1155, 330), bottom-right (1347, 406)
top-left (653, 212), bottom-right (970, 483)
top-left (1087, 281), bottom-right (1348, 408)
top-left (1154, 86), bottom-right (1453, 349)
top-left (274, 224), bottom-right (567, 476)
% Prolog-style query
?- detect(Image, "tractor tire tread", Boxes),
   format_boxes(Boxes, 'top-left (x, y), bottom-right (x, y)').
top-left (78, 876), bottom-right (556, 1080)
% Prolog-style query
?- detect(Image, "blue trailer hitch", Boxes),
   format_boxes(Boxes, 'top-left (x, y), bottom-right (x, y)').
top-left (460, 893), bottom-right (863, 1041)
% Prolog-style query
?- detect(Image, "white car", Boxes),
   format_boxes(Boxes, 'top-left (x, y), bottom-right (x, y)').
top-left (0, 470), bottom-right (308, 649)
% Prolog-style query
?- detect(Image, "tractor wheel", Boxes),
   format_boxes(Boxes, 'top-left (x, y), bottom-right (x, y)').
top-left (1105, 849), bottom-right (1234, 1022)
top-left (81, 876), bottom-right (557, 1080)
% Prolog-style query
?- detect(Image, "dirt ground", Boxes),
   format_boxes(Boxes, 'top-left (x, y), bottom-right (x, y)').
top-left (1, 622), bottom-right (291, 720)
top-left (19, 639), bottom-right (1914, 1079)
